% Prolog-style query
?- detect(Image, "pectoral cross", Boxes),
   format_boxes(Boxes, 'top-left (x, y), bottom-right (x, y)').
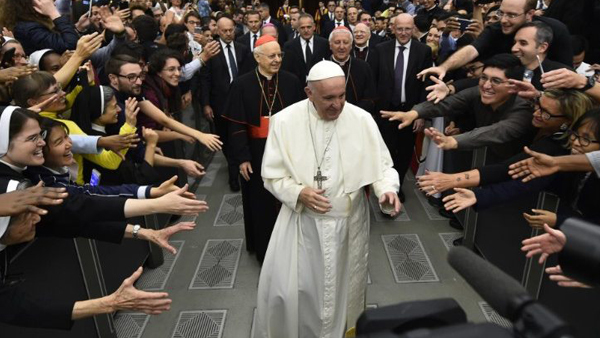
top-left (314, 169), bottom-right (328, 189)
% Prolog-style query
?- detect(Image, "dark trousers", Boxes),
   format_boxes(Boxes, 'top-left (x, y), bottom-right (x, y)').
top-left (378, 103), bottom-right (416, 188)
top-left (213, 114), bottom-right (239, 183)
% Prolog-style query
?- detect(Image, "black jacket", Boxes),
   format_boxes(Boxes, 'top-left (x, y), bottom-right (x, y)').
top-left (374, 38), bottom-right (432, 110)
top-left (199, 40), bottom-right (251, 114)
top-left (282, 35), bottom-right (331, 85)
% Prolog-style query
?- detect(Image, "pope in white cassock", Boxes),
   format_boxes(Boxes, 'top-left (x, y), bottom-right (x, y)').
top-left (255, 60), bottom-right (401, 338)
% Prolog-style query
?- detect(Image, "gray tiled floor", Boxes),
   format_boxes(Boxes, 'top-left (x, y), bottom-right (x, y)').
top-left (129, 156), bottom-right (494, 338)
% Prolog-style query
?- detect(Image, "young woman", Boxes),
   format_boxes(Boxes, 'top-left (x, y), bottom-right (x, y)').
top-left (0, 106), bottom-right (207, 329)
top-left (12, 72), bottom-right (139, 184)
top-left (443, 109), bottom-right (600, 228)
top-left (418, 89), bottom-right (594, 196)
top-left (25, 117), bottom-right (181, 200)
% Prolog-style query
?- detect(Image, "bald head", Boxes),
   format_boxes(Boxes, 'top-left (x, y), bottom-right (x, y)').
top-left (217, 16), bottom-right (235, 43)
top-left (353, 23), bottom-right (371, 47)
top-left (394, 13), bottom-right (414, 44)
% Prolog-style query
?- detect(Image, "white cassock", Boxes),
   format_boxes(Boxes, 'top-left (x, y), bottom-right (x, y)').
top-left (256, 99), bottom-right (399, 338)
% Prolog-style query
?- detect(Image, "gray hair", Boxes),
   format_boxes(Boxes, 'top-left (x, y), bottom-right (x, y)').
top-left (520, 21), bottom-right (553, 48)
top-left (329, 28), bottom-right (353, 43)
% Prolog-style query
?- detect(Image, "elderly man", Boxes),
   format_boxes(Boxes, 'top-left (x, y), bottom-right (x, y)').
top-left (255, 60), bottom-right (400, 338)
top-left (375, 14), bottom-right (432, 201)
top-left (352, 22), bottom-right (380, 71)
top-left (260, 23), bottom-right (279, 38)
top-left (418, 0), bottom-right (573, 81)
top-left (222, 35), bottom-right (302, 262)
top-left (329, 26), bottom-right (377, 113)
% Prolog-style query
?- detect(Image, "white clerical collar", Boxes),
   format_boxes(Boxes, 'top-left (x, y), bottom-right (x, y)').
top-left (395, 39), bottom-right (412, 50)
top-left (91, 123), bottom-right (106, 134)
top-left (356, 44), bottom-right (368, 51)
top-left (0, 159), bottom-right (25, 173)
top-left (333, 55), bottom-right (350, 66)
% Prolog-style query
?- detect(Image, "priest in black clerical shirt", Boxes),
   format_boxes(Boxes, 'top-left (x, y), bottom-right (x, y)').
top-left (329, 26), bottom-right (377, 114)
top-left (222, 35), bottom-right (303, 263)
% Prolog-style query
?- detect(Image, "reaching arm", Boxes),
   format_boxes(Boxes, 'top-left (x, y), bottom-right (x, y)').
top-left (417, 45), bottom-right (479, 81)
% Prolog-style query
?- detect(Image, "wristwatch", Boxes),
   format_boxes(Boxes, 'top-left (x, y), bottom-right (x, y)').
top-left (132, 224), bottom-right (141, 239)
top-left (581, 75), bottom-right (596, 92)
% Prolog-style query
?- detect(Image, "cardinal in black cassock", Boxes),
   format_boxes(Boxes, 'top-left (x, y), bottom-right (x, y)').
top-left (329, 26), bottom-right (377, 115)
top-left (221, 35), bottom-right (303, 263)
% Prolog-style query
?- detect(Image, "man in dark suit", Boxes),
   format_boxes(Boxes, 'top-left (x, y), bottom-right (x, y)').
top-left (320, 0), bottom-right (337, 30)
top-left (321, 5), bottom-right (349, 39)
top-left (237, 10), bottom-right (262, 52)
top-left (200, 16), bottom-right (251, 191)
top-left (258, 2), bottom-right (287, 49)
top-left (284, 10), bottom-right (301, 41)
top-left (375, 14), bottom-right (433, 202)
top-left (282, 13), bottom-right (331, 86)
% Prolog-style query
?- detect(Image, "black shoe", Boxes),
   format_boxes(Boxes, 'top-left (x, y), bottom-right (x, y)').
top-left (438, 207), bottom-right (456, 219)
top-left (427, 196), bottom-right (443, 208)
top-left (398, 190), bottom-right (406, 203)
top-left (452, 237), bottom-right (464, 246)
top-left (448, 218), bottom-right (464, 230)
top-left (229, 180), bottom-right (240, 192)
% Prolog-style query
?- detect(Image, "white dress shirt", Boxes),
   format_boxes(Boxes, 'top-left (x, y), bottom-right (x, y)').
top-left (393, 39), bottom-right (412, 103)
top-left (301, 36), bottom-right (314, 63)
top-left (220, 39), bottom-right (238, 82)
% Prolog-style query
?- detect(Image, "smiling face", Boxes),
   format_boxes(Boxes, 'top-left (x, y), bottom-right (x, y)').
top-left (531, 95), bottom-right (567, 130)
top-left (394, 14), bottom-right (414, 45)
top-left (43, 125), bottom-right (74, 169)
top-left (29, 82), bottom-right (67, 112)
top-left (512, 26), bottom-right (546, 69)
top-left (329, 31), bottom-right (352, 61)
top-left (499, 0), bottom-right (532, 35)
top-left (255, 41), bottom-right (282, 76)
top-left (305, 76), bottom-right (346, 121)
top-left (158, 58), bottom-right (181, 87)
top-left (40, 52), bottom-right (62, 74)
top-left (426, 27), bottom-right (441, 45)
top-left (478, 67), bottom-right (512, 109)
top-left (4, 118), bottom-right (46, 167)
top-left (96, 96), bottom-right (121, 126)
top-left (570, 122), bottom-right (600, 155)
top-left (353, 23), bottom-right (370, 46)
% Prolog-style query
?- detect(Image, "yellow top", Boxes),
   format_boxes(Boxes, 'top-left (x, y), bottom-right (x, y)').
top-left (40, 111), bottom-right (136, 185)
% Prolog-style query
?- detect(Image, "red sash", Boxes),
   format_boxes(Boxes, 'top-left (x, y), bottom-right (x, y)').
top-left (248, 116), bottom-right (270, 139)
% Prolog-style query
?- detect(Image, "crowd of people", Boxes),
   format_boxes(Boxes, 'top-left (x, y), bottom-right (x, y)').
top-left (0, 0), bottom-right (599, 336)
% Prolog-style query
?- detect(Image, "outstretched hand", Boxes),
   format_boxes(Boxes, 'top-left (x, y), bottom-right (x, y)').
top-left (546, 265), bottom-right (591, 288)
top-left (442, 188), bottom-right (476, 213)
top-left (508, 146), bottom-right (559, 182)
top-left (380, 110), bottom-right (419, 129)
top-left (107, 267), bottom-right (172, 314)
top-left (150, 222), bottom-right (196, 254)
top-left (521, 223), bottom-right (566, 264)
top-left (0, 181), bottom-right (68, 216)
top-left (425, 76), bottom-right (450, 104)
top-left (424, 127), bottom-right (458, 150)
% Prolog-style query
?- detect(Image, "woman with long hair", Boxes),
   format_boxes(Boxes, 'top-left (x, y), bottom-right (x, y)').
top-left (1, 0), bottom-right (78, 55)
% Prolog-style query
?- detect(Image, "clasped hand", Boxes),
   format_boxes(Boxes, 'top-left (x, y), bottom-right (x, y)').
top-left (299, 187), bottom-right (331, 214)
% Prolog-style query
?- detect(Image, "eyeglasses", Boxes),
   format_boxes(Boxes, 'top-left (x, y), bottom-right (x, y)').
top-left (258, 52), bottom-right (285, 60)
top-left (19, 130), bottom-right (47, 144)
top-left (117, 72), bottom-right (146, 83)
top-left (496, 10), bottom-right (525, 20)
top-left (479, 74), bottom-right (508, 86)
top-left (465, 65), bottom-right (484, 74)
top-left (40, 83), bottom-right (63, 97)
top-left (533, 98), bottom-right (566, 121)
top-left (567, 129), bottom-right (600, 147)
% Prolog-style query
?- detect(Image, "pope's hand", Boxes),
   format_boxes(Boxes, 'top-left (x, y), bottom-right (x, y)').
top-left (299, 187), bottom-right (331, 214)
top-left (379, 192), bottom-right (401, 217)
